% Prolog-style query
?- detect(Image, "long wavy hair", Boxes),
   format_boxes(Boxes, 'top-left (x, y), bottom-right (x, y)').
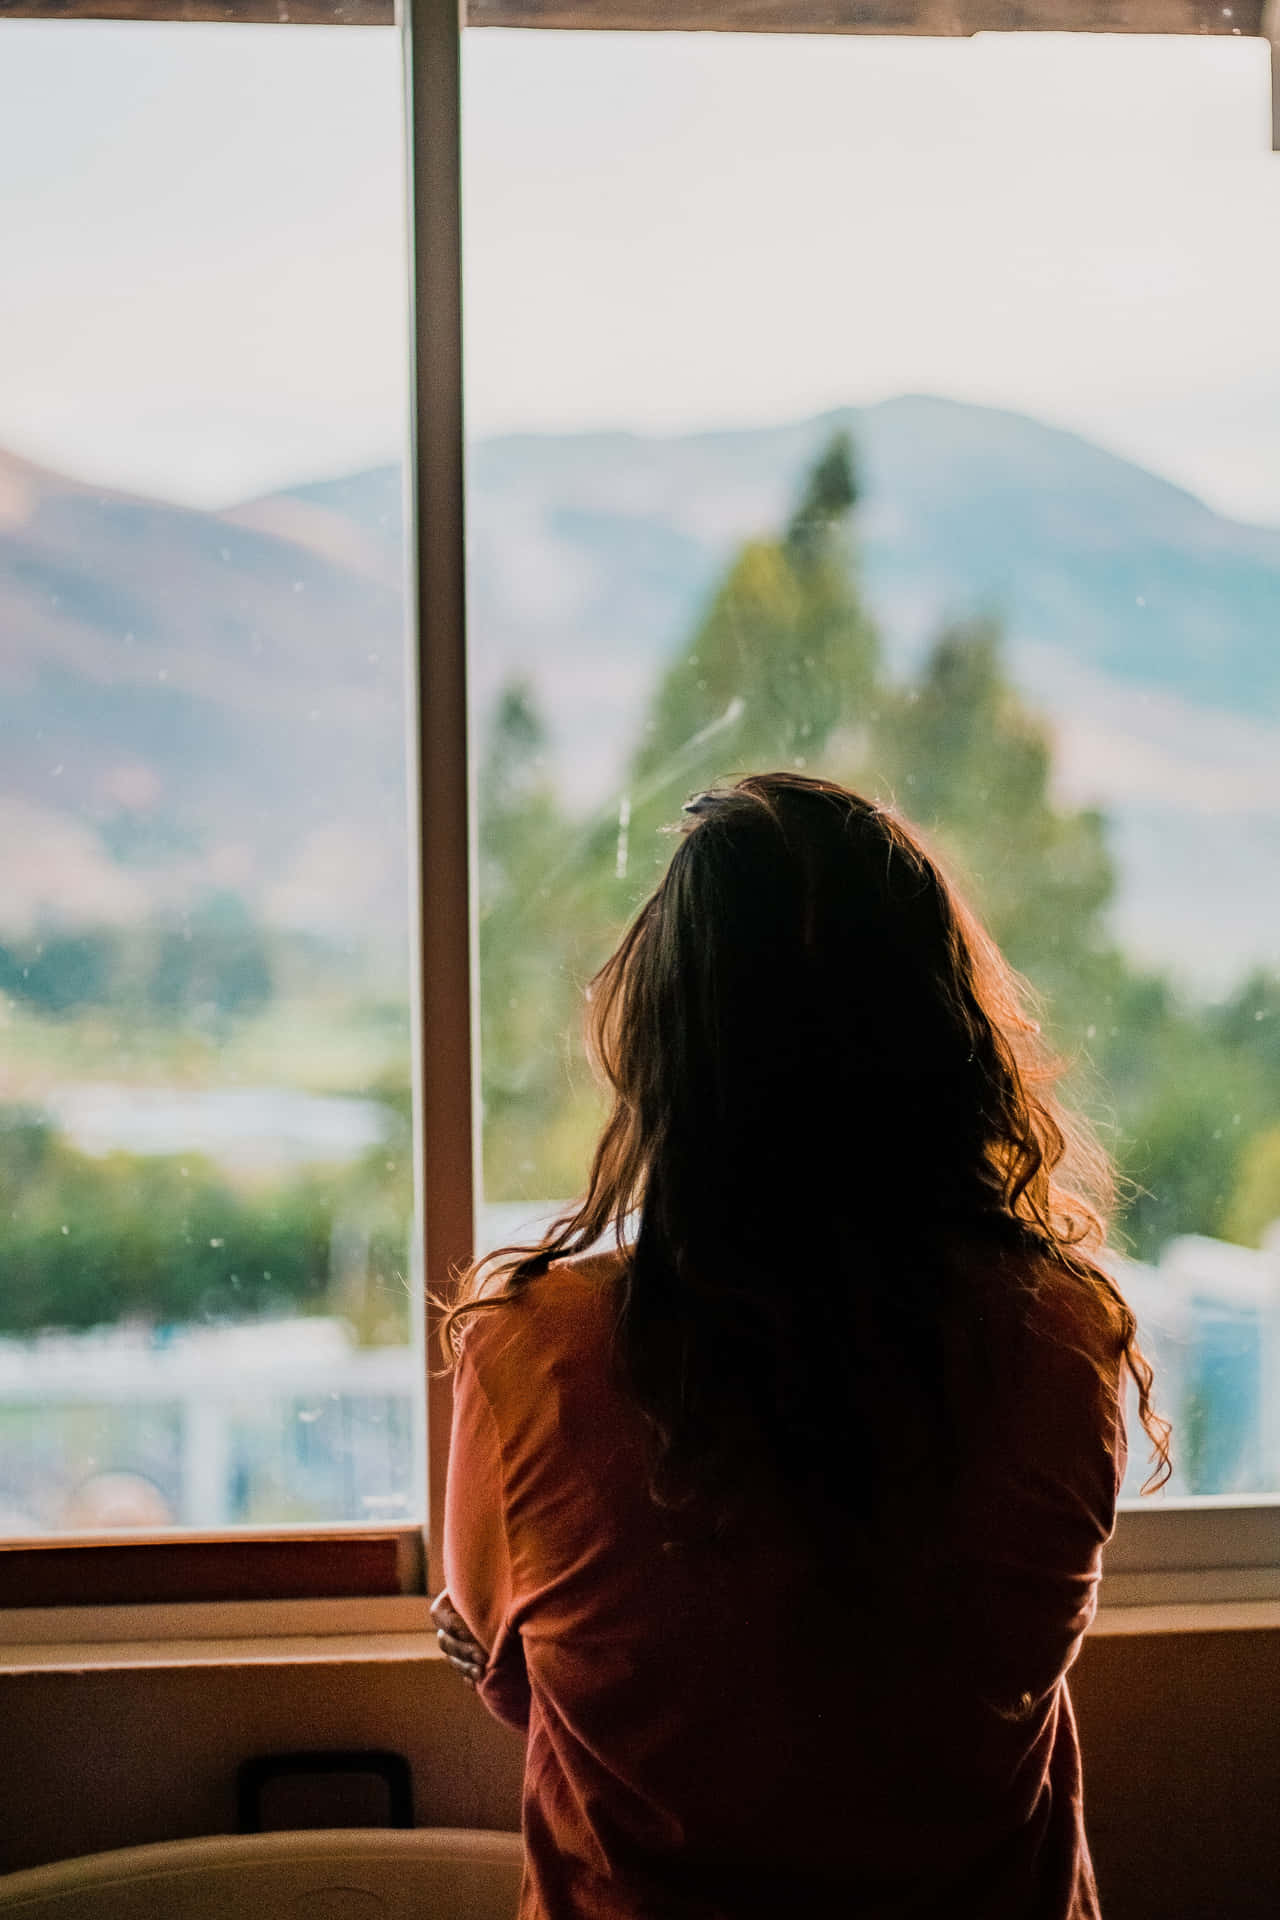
top-left (444, 772), bottom-right (1170, 1546)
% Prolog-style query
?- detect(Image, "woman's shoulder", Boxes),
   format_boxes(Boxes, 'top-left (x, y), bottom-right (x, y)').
top-left (1019, 1240), bottom-right (1128, 1361)
top-left (547, 1243), bottom-right (631, 1288)
top-left (946, 1217), bottom-right (1127, 1369)
top-left (521, 1242), bottom-right (630, 1317)
top-left (458, 1244), bottom-right (628, 1376)
top-left (942, 1223), bottom-right (1128, 1502)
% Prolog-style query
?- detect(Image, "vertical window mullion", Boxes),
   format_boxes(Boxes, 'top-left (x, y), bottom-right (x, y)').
top-left (404, 0), bottom-right (473, 1597)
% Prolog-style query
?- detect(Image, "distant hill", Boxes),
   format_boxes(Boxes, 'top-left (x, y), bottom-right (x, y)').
top-left (2, 396), bottom-right (1277, 989)
top-left (0, 445), bottom-right (407, 952)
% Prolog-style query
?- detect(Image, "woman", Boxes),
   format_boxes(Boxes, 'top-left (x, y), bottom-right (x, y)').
top-left (433, 772), bottom-right (1169, 1920)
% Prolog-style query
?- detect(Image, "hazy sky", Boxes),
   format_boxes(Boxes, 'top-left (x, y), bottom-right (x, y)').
top-left (1, 22), bottom-right (1278, 519)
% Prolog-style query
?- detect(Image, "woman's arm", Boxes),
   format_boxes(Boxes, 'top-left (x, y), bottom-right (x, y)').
top-left (442, 1340), bottom-right (532, 1734)
top-left (947, 1281), bottom-right (1125, 1713)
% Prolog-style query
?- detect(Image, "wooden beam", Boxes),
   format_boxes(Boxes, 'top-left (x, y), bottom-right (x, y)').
top-left (0, 0), bottom-right (1266, 34)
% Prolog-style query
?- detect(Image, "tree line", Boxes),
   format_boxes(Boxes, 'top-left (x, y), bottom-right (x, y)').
top-left (0, 1103), bottom-right (413, 1346)
top-left (0, 893), bottom-right (273, 1021)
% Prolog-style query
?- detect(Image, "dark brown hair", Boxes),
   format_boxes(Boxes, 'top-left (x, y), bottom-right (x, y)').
top-left (444, 772), bottom-right (1170, 1538)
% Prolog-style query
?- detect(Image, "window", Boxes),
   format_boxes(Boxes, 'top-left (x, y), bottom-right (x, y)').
top-left (2, 0), bottom-right (1278, 1619)
top-left (0, 10), bottom-right (436, 1587)
top-left (461, 21), bottom-right (1280, 1590)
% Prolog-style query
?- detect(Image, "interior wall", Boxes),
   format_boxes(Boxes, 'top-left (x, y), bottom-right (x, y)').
top-left (0, 1630), bottom-right (1277, 1918)
top-left (0, 1655), bottom-right (524, 1876)
top-left (1072, 1628), bottom-right (1280, 1920)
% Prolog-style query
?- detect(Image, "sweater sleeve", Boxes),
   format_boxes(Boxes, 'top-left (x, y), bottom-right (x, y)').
top-left (442, 1341), bottom-right (532, 1735)
top-left (946, 1280), bottom-right (1123, 1716)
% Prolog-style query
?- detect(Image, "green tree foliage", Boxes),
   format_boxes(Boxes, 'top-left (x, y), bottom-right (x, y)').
top-left (477, 681), bottom-right (604, 1202)
top-left (1075, 967), bottom-right (1280, 1258)
top-left (1226, 1125), bottom-right (1280, 1247)
top-left (472, 431), bottom-right (1280, 1262)
top-left (0, 1109), bottom-right (412, 1341)
top-left (0, 1113), bottom-right (327, 1334)
top-left (475, 433), bottom-right (882, 1199)
top-left (869, 618), bottom-right (1114, 996)
top-left (0, 896), bottom-right (273, 1023)
top-left (618, 430), bottom-right (879, 905)
top-left (0, 932), bottom-right (121, 1014)
top-left (866, 623), bottom-right (1280, 1258)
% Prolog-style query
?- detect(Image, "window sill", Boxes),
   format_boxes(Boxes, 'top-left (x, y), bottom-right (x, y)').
top-left (6, 1593), bottom-right (1280, 1677)
top-left (1103, 1499), bottom-right (1280, 1609)
top-left (1091, 1598), bottom-right (1280, 1636)
top-left (0, 1594), bottom-right (435, 1673)
top-left (1100, 1566), bottom-right (1280, 1608)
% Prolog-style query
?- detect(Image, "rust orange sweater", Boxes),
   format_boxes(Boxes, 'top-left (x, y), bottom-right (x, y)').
top-left (444, 1243), bottom-right (1124, 1919)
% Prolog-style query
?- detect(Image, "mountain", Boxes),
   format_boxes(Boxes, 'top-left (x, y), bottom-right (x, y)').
top-left (2, 396), bottom-right (1277, 989)
top-left (0, 445), bottom-right (407, 951)
top-left (284, 394), bottom-right (1280, 784)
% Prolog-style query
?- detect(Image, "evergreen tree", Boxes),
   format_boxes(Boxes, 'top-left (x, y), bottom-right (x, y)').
top-left (784, 426), bottom-right (859, 568)
top-left (476, 680), bottom-right (599, 1202)
top-left (868, 617), bottom-right (1114, 999)
top-left (615, 430), bottom-right (879, 907)
top-left (468, 434), bottom-right (1280, 1261)
top-left (866, 622), bottom-right (1280, 1258)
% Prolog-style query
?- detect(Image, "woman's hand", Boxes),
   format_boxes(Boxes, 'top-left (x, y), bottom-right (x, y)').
top-left (431, 1589), bottom-right (490, 1688)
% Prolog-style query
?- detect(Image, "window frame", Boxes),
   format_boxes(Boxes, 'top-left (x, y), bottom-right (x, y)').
top-left (0, 0), bottom-right (1277, 1636)
top-left (0, 1), bottom-right (1270, 38)
top-left (0, 0), bottom-right (468, 1620)
top-left (0, 1530), bottom-right (424, 1609)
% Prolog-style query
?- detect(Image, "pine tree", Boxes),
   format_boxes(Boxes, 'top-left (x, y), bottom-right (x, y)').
top-left (472, 446), bottom-right (1280, 1262)
top-left (868, 616), bottom-right (1114, 998)
top-left (615, 429), bottom-right (879, 906)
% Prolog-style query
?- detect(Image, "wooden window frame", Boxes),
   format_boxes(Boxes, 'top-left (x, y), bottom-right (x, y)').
top-left (0, 2), bottom-right (1272, 38)
top-left (1, 0), bottom-right (1279, 1633)
top-left (0, 0), bottom-right (470, 1623)
top-left (0, 1531), bottom-right (423, 1610)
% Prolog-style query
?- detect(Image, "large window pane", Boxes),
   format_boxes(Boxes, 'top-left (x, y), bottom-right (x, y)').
top-left (0, 22), bottom-right (420, 1533)
top-left (461, 28), bottom-right (1280, 1501)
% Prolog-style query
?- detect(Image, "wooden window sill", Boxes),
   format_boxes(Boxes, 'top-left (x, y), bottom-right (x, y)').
top-left (6, 1596), bottom-right (1280, 1678)
top-left (0, 1595), bottom-right (438, 1671)
top-left (1092, 1597), bottom-right (1280, 1636)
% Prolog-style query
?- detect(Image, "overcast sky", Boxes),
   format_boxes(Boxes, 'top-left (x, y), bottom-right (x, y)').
top-left (1, 23), bottom-right (1278, 519)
